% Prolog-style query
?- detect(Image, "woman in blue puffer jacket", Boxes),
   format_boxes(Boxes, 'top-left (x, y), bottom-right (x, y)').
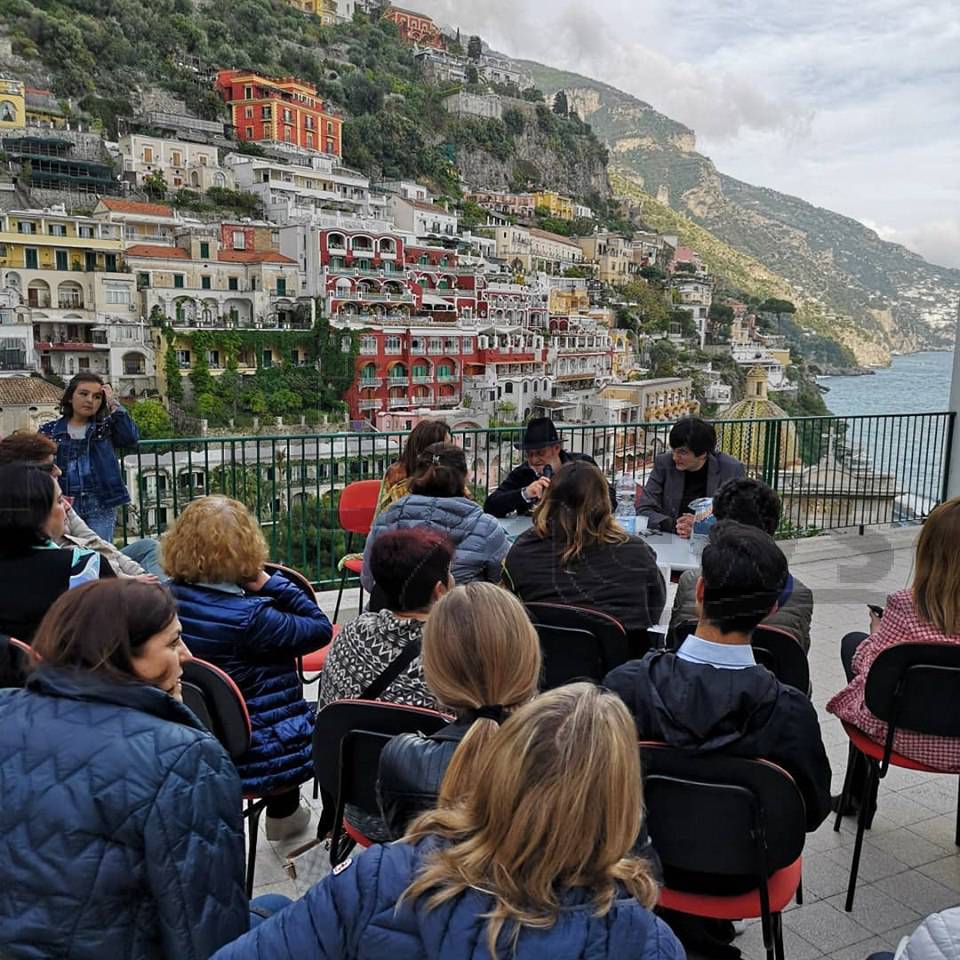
top-left (163, 495), bottom-right (332, 841)
top-left (0, 579), bottom-right (248, 960)
top-left (213, 683), bottom-right (683, 960)
top-left (361, 442), bottom-right (508, 594)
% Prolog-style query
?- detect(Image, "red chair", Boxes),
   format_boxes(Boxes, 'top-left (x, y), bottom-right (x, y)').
top-left (181, 657), bottom-right (287, 898)
top-left (640, 742), bottom-right (806, 960)
top-left (833, 643), bottom-right (960, 911)
top-left (332, 479), bottom-right (382, 623)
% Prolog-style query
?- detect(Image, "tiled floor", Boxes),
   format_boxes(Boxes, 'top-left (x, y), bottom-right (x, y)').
top-left (253, 525), bottom-right (960, 959)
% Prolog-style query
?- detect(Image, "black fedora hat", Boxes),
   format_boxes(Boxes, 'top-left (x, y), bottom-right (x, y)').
top-left (516, 417), bottom-right (561, 451)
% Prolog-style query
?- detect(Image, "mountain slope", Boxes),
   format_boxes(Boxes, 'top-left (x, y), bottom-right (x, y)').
top-left (521, 60), bottom-right (960, 361)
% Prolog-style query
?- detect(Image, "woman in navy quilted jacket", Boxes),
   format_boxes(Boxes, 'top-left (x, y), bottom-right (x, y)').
top-left (163, 495), bottom-right (332, 841)
top-left (0, 579), bottom-right (248, 960)
top-left (213, 683), bottom-right (684, 960)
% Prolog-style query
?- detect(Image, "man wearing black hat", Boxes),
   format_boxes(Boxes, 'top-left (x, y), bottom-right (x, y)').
top-left (483, 417), bottom-right (602, 518)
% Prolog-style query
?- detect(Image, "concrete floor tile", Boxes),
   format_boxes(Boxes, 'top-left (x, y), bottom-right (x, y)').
top-left (872, 871), bottom-right (959, 915)
top-left (801, 854), bottom-right (863, 902)
top-left (915, 854), bottom-right (960, 889)
top-left (907, 813), bottom-right (960, 849)
top-left (737, 919), bottom-right (823, 960)
top-left (825, 935), bottom-right (899, 960)
top-left (867, 830), bottom-right (951, 867)
top-left (824, 843), bottom-right (908, 884)
top-left (897, 781), bottom-right (960, 816)
top-left (823, 885), bottom-right (921, 935)
top-left (782, 901), bottom-right (874, 952)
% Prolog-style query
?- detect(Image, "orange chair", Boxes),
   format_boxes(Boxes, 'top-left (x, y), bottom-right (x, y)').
top-left (332, 479), bottom-right (382, 622)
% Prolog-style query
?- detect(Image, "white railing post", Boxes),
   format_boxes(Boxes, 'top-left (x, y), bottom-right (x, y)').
top-left (948, 299), bottom-right (960, 500)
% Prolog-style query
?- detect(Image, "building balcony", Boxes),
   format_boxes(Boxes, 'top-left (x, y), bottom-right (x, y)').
top-left (412, 375), bottom-right (433, 384)
top-left (388, 397), bottom-right (414, 409)
top-left (388, 376), bottom-right (409, 387)
top-left (433, 395), bottom-right (460, 407)
top-left (358, 377), bottom-right (383, 388)
top-left (334, 292), bottom-right (416, 304)
top-left (359, 399), bottom-right (382, 410)
top-left (437, 374), bottom-right (457, 383)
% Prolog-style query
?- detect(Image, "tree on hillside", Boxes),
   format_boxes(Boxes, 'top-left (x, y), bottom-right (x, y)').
top-left (758, 298), bottom-right (796, 315)
top-left (709, 303), bottom-right (735, 325)
top-left (649, 339), bottom-right (678, 378)
top-left (467, 35), bottom-right (483, 61)
top-left (552, 90), bottom-right (569, 116)
top-left (344, 71), bottom-right (384, 115)
top-left (620, 281), bottom-right (671, 333)
top-left (143, 170), bottom-right (168, 199)
top-left (465, 64), bottom-right (479, 86)
top-left (130, 399), bottom-right (173, 439)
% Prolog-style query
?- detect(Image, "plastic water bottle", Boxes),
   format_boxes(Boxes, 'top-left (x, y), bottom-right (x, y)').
top-left (688, 497), bottom-right (716, 559)
top-left (615, 477), bottom-right (637, 535)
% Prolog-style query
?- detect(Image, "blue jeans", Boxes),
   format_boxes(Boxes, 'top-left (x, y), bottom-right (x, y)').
top-left (71, 493), bottom-right (117, 544)
top-left (119, 538), bottom-right (164, 578)
top-left (249, 893), bottom-right (293, 928)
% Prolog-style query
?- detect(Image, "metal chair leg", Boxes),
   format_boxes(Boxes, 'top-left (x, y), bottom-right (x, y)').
top-left (333, 567), bottom-right (348, 623)
top-left (955, 775), bottom-right (960, 846)
top-left (795, 876), bottom-right (803, 905)
top-left (773, 913), bottom-right (785, 960)
top-left (244, 798), bottom-right (268, 899)
top-left (834, 741), bottom-right (857, 832)
top-left (844, 760), bottom-right (879, 911)
top-left (357, 585), bottom-right (364, 617)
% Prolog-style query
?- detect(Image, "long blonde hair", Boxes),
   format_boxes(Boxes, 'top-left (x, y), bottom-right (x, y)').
top-left (421, 583), bottom-right (541, 806)
top-left (913, 497), bottom-right (960, 635)
top-left (402, 683), bottom-right (656, 956)
top-left (532, 460), bottom-right (627, 564)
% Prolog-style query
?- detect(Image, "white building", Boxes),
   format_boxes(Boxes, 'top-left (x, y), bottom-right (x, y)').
top-left (387, 196), bottom-right (458, 242)
top-left (117, 134), bottom-right (231, 192)
top-left (442, 92), bottom-right (502, 120)
top-left (0, 375), bottom-right (64, 435)
top-left (670, 272), bottom-right (713, 348)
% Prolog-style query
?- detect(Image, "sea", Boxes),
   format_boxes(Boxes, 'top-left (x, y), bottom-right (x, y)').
top-left (817, 351), bottom-right (954, 514)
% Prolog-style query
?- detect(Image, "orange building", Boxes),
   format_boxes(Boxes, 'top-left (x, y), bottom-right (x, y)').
top-left (384, 6), bottom-right (444, 48)
top-left (214, 70), bottom-right (342, 157)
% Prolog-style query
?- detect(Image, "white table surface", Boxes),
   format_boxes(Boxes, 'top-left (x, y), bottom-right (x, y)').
top-left (497, 517), bottom-right (701, 573)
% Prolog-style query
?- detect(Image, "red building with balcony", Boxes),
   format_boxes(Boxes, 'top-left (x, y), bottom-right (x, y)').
top-left (384, 6), bottom-right (445, 48)
top-left (214, 70), bottom-right (342, 157)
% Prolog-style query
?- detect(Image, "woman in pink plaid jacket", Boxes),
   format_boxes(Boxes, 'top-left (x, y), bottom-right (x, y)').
top-left (828, 497), bottom-right (960, 772)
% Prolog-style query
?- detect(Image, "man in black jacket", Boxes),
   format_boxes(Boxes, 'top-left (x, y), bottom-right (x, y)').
top-left (605, 521), bottom-right (830, 958)
top-left (483, 417), bottom-right (601, 518)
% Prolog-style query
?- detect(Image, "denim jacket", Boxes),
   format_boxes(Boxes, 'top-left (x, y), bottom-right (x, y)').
top-left (40, 408), bottom-right (139, 508)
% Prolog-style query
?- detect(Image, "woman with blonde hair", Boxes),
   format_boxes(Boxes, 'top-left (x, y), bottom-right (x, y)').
top-left (377, 582), bottom-right (542, 837)
top-left (377, 418), bottom-right (453, 515)
top-left (212, 683), bottom-right (683, 960)
top-left (503, 459), bottom-right (665, 651)
top-left (163, 495), bottom-right (332, 840)
top-left (830, 496), bottom-right (960, 810)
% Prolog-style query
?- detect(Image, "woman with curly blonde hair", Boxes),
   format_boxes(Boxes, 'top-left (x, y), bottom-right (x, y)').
top-left (213, 683), bottom-right (683, 960)
top-left (163, 496), bottom-right (332, 841)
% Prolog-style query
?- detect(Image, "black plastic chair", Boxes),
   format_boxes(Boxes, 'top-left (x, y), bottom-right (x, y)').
top-left (181, 658), bottom-right (275, 898)
top-left (834, 643), bottom-right (960, 911)
top-left (752, 626), bottom-right (810, 694)
top-left (264, 561), bottom-right (329, 685)
top-left (641, 743), bottom-right (807, 960)
top-left (0, 637), bottom-right (34, 688)
top-left (312, 699), bottom-right (449, 866)
top-left (524, 603), bottom-right (633, 688)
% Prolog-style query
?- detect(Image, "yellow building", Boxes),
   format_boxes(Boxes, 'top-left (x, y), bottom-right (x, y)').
top-left (284, 0), bottom-right (339, 23)
top-left (608, 329), bottom-right (635, 379)
top-left (532, 191), bottom-right (575, 221)
top-left (0, 79), bottom-right (25, 130)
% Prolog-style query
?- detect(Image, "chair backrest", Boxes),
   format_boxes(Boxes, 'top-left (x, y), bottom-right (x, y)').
top-left (667, 619), bottom-right (698, 650)
top-left (750, 626), bottom-right (810, 693)
top-left (864, 643), bottom-right (960, 739)
top-left (0, 637), bottom-right (34, 688)
top-left (264, 562), bottom-right (318, 605)
top-left (313, 699), bottom-right (449, 815)
top-left (640, 743), bottom-right (807, 880)
top-left (181, 658), bottom-right (252, 760)
top-left (338, 480), bottom-right (382, 536)
top-left (524, 603), bottom-right (631, 685)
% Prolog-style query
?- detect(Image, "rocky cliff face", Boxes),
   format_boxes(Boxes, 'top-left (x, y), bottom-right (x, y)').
top-left (521, 60), bottom-right (960, 359)
top-left (451, 127), bottom-right (610, 199)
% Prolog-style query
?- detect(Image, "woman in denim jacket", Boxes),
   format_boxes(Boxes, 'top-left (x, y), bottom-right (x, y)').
top-left (41, 373), bottom-right (139, 541)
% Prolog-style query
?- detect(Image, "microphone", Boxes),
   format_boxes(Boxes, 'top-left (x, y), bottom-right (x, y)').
top-left (540, 464), bottom-right (553, 479)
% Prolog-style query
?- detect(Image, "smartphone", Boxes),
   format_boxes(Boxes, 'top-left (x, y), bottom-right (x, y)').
top-left (867, 604), bottom-right (884, 618)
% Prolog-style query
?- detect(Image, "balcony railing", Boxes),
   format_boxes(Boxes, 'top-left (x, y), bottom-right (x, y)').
top-left (358, 377), bottom-right (383, 388)
top-left (119, 412), bottom-right (956, 589)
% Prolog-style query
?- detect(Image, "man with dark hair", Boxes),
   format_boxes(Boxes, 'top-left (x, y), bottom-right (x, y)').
top-left (483, 416), bottom-right (604, 518)
top-left (669, 478), bottom-right (814, 651)
top-left (637, 416), bottom-right (744, 536)
top-left (604, 521), bottom-right (830, 957)
top-left (605, 520), bottom-right (830, 825)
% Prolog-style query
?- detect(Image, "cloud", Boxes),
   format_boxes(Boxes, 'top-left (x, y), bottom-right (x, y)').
top-left (863, 219), bottom-right (960, 271)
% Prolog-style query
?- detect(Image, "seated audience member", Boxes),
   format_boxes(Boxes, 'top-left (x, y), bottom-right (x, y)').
top-left (211, 683), bottom-right (684, 960)
top-left (605, 521), bottom-right (830, 958)
top-left (377, 581), bottom-right (541, 838)
top-left (163, 496), bottom-right (332, 841)
top-left (0, 431), bottom-right (160, 577)
top-left (483, 416), bottom-right (605, 518)
top-left (320, 527), bottom-right (454, 711)
top-left (637, 416), bottom-right (745, 537)
top-left (0, 580), bottom-right (248, 959)
top-left (362, 442), bottom-right (507, 593)
top-left (669, 478), bottom-right (814, 651)
top-left (377, 418), bottom-right (452, 515)
top-left (829, 497), bottom-right (960, 815)
top-left (503, 460), bottom-right (665, 651)
top-left (0, 464), bottom-right (114, 641)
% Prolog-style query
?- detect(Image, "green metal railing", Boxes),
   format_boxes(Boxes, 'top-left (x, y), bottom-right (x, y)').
top-left (120, 411), bottom-right (956, 588)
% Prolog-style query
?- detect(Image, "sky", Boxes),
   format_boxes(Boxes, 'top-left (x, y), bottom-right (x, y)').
top-left (411, 0), bottom-right (960, 270)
